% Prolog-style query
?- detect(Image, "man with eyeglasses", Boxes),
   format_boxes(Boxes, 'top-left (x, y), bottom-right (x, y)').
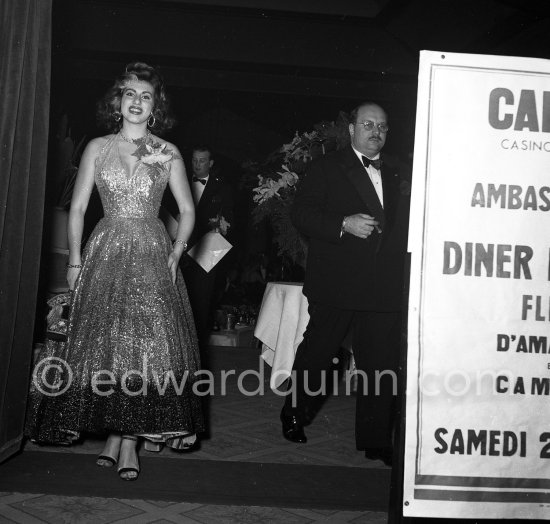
top-left (280, 102), bottom-right (409, 467)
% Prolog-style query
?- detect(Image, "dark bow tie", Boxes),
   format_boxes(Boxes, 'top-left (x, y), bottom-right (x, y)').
top-left (362, 156), bottom-right (382, 170)
top-left (192, 176), bottom-right (207, 185)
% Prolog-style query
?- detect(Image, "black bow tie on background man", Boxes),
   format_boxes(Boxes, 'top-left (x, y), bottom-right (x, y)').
top-left (192, 176), bottom-right (207, 185)
top-left (361, 156), bottom-right (382, 170)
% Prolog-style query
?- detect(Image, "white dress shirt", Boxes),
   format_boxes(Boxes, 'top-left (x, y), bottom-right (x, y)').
top-left (352, 147), bottom-right (384, 207)
top-left (192, 174), bottom-right (209, 204)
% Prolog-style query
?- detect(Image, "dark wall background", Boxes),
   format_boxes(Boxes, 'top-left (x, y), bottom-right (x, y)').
top-left (49, 0), bottom-right (424, 173)
top-left (49, 0), bottom-right (550, 182)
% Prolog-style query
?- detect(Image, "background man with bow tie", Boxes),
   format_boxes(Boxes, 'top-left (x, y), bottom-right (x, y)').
top-left (184, 145), bottom-right (234, 345)
top-left (280, 102), bottom-right (410, 466)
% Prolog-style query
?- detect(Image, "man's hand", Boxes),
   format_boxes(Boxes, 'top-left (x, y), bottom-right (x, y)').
top-left (209, 214), bottom-right (230, 236)
top-left (343, 213), bottom-right (380, 239)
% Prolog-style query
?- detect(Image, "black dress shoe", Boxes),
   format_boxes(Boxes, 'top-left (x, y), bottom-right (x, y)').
top-left (364, 447), bottom-right (393, 467)
top-left (280, 411), bottom-right (307, 443)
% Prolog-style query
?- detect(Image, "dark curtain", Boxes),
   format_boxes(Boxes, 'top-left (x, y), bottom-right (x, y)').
top-left (0, 0), bottom-right (52, 463)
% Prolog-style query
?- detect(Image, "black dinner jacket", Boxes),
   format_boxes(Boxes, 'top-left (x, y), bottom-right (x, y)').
top-left (291, 145), bottom-right (410, 311)
top-left (161, 173), bottom-right (234, 248)
top-left (188, 174), bottom-right (234, 248)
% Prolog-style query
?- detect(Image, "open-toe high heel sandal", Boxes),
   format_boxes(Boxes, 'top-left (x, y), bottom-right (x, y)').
top-left (118, 435), bottom-right (140, 481)
top-left (143, 440), bottom-right (165, 453)
top-left (96, 434), bottom-right (122, 467)
top-left (168, 434), bottom-right (197, 452)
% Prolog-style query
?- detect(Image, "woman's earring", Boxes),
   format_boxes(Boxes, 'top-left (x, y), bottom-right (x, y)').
top-left (147, 114), bottom-right (156, 128)
top-left (113, 111), bottom-right (122, 122)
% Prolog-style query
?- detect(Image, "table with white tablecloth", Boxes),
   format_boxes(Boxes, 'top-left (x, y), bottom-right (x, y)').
top-left (254, 282), bottom-right (310, 391)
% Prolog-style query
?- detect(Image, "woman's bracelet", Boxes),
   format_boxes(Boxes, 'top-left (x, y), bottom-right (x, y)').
top-left (66, 263), bottom-right (82, 269)
top-left (173, 240), bottom-right (188, 251)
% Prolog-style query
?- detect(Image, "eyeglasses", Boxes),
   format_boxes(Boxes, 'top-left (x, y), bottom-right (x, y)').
top-left (355, 121), bottom-right (389, 133)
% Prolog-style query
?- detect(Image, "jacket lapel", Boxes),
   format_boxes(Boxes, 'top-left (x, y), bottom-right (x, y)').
top-left (380, 165), bottom-right (396, 229)
top-left (379, 155), bottom-right (401, 231)
top-left (342, 147), bottom-right (386, 231)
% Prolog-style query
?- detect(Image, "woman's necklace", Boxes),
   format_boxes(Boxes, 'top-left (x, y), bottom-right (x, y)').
top-left (119, 129), bottom-right (151, 145)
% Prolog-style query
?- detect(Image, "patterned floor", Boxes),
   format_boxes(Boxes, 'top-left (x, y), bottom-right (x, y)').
top-left (0, 491), bottom-right (388, 523)
top-left (3, 345), bottom-right (390, 523)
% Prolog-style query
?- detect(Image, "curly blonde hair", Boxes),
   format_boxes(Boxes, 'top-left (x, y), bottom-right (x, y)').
top-left (96, 62), bottom-right (175, 134)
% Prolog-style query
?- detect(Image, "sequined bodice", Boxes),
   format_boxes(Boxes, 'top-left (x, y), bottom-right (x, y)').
top-left (95, 135), bottom-right (171, 218)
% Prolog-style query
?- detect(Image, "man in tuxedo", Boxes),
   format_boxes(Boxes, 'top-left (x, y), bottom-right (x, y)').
top-left (183, 145), bottom-right (234, 345)
top-left (280, 102), bottom-right (409, 466)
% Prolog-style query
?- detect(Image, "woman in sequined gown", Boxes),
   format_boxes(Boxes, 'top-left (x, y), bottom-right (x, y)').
top-left (26, 63), bottom-right (204, 480)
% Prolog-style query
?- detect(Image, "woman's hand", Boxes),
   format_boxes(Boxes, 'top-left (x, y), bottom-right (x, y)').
top-left (167, 250), bottom-right (182, 284)
top-left (66, 267), bottom-right (81, 290)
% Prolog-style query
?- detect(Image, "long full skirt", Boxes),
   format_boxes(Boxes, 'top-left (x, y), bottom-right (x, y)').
top-left (26, 217), bottom-right (205, 445)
